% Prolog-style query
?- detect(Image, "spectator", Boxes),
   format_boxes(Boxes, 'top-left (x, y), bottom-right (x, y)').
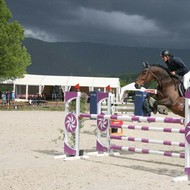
top-left (148, 95), bottom-right (168, 115)
top-left (142, 94), bottom-right (152, 116)
top-left (6, 91), bottom-right (11, 105)
top-left (109, 89), bottom-right (117, 133)
top-left (1, 92), bottom-right (6, 105)
top-left (110, 90), bottom-right (115, 110)
top-left (148, 95), bottom-right (157, 114)
top-left (28, 97), bottom-right (33, 106)
top-left (37, 94), bottom-right (42, 106)
top-left (41, 93), bottom-right (47, 106)
top-left (11, 91), bottom-right (15, 105)
top-left (32, 95), bottom-right (37, 106)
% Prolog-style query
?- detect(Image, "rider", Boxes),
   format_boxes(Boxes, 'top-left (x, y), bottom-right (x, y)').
top-left (160, 50), bottom-right (190, 89)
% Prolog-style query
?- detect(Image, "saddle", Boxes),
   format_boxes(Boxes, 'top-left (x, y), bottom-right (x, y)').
top-left (172, 74), bottom-right (185, 97)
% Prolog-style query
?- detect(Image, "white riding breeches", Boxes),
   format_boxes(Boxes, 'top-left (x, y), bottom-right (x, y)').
top-left (183, 71), bottom-right (190, 90)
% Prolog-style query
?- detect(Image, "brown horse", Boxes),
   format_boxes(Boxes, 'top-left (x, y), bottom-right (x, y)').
top-left (134, 62), bottom-right (185, 117)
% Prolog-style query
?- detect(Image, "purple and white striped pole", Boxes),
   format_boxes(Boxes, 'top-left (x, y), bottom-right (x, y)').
top-left (110, 124), bottom-right (185, 134)
top-left (110, 135), bottom-right (185, 147)
top-left (79, 113), bottom-right (184, 124)
top-left (111, 145), bottom-right (185, 159)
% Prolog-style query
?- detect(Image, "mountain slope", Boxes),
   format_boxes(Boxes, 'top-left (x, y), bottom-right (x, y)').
top-left (23, 38), bottom-right (190, 76)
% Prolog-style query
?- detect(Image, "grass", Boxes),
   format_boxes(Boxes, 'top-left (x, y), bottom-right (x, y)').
top-left (0, 101), bottom-right (65, 111)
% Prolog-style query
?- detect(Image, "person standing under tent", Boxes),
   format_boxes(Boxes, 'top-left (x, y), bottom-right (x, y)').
top-left (109, 89), bottom-right (117, 133)
top-left (110, 89), bottom-right (115, 114)
top-left (11, 91), bottom-right (15, 105)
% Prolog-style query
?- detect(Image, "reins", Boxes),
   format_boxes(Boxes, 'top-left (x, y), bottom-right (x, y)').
top-left (148, 67), bottom-right (178, 91)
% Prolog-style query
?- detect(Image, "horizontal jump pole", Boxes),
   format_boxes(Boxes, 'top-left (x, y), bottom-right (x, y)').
top-left (101, 105), bottom-right (134, 110)
top-left (111, 145), bottom-right (185, 159)
top-left (110, 124), bottom-right (185, 134)
top-left (110, 135), bottom-right (185, 147)
top-left (79, 113), bottom-right (184, 124)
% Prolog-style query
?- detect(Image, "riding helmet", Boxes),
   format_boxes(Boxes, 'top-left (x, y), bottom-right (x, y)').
top-left (160, 50), bottom-right (171, 57)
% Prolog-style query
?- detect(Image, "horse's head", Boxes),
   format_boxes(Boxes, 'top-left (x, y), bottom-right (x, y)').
top-left (135, 62), bottom-right (154, 89)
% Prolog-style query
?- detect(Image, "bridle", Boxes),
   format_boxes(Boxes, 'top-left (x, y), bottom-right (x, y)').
top-left (138, 67), bottom-right (171, 88)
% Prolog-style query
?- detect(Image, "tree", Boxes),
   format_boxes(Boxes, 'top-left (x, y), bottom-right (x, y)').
top-left (0, 0), bottom-right (31, 79)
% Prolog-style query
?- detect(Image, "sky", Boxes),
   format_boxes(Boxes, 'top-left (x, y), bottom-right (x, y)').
top-left (5, 0), bottom-right (190, 49)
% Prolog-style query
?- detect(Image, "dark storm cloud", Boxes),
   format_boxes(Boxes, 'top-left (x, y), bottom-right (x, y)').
top-left (5, 0), bottom-right (190, 48)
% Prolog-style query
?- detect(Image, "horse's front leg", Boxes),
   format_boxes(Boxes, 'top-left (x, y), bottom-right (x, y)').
top-left (154, 97), bottom-right (172, 110)
top-left (157, 97), bottom-right (172, 106)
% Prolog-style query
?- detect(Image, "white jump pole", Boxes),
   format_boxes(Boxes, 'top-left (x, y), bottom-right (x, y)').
top-left (170, 76), bottom-right (190, 182)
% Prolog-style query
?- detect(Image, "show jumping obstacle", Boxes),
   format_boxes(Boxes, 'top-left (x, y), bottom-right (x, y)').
top-left (80, 112), bottom-right (185, 158)
top-left (55, 77), bottom-right (190, 181)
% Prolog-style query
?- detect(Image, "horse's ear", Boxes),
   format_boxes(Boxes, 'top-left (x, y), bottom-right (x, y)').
top-left (143, 61), bottom-right (150, 68)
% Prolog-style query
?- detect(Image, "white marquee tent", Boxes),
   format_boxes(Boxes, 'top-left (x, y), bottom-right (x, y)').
top-left (13, 74), bottom-right (121, 101)
top-left (120, 82), bottom-right (146, 100)
top-left (120, 82), bottom-right (157, 101)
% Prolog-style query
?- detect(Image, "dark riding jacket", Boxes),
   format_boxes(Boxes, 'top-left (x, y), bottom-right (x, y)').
top-left (166, 56), bottom-right (189, 76)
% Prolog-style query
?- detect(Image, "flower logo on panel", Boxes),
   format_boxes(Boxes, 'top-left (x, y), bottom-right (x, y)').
top-left (65, 113), bottom-right (77, 133)
top-left (97, 118), bottom-right (108, 131)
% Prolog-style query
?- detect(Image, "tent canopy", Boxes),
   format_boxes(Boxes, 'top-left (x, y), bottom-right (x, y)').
top-left (120, 82), bottom-right (157, 101)
top-left (14, 74), bottom-right (120, 88)
top-left (120, 82), bottom-right (146, 100)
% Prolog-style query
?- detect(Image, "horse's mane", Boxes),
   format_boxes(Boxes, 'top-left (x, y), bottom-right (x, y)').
top-left (150, 64), bottom-right (170, 73)
top-left (150, 64), bottom-right (178, 79)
